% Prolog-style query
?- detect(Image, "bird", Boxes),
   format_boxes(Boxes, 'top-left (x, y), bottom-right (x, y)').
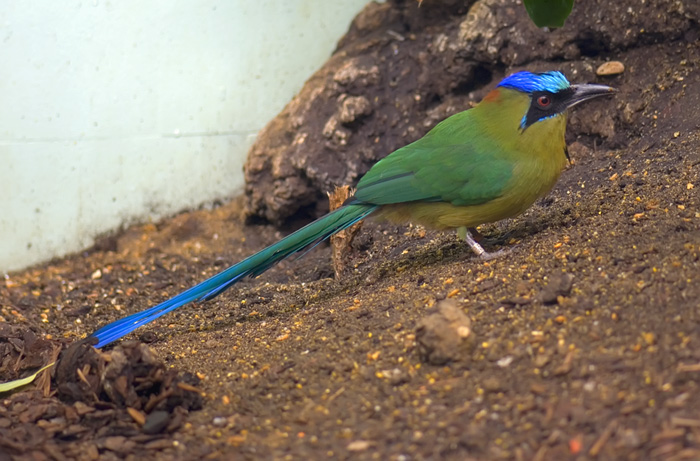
top-left (90, 71), bottom-right (614, 348)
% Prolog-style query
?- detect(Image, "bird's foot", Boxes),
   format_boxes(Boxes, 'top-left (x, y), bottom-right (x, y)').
top-left (478, 248), bottom-right (511, 261)
top-left (459, 226), bottom-right (512, 261)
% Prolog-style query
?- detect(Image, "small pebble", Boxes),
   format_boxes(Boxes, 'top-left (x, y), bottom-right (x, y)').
top-left (539, 273), bottom-right (574, 304)
top-left (143, 411), bottom-right (170, 435)
top-left (596, 61), bottom-right (625, 76)
top-left (139, 331), bottom-right (158, 343)
top-left (416, 299), bottom-right (473, 365)
top-left (497, 356), bottom-right (514, 368)
top-left (482, 377), bottom-right (505, 393)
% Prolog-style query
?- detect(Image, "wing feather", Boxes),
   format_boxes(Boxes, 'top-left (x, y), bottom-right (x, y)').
top-left (355, 136), bottom-right (513, 207)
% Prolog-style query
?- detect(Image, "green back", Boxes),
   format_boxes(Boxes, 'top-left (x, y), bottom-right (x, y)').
top-left (355, 110), bottom-right (513, 207)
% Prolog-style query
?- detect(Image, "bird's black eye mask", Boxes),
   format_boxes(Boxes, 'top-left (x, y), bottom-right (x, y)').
top-left (521, 87), bottom-right (576, 130)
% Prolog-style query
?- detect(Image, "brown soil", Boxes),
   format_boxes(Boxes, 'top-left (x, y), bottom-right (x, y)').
top-left (2, 4), bottom-right (700, 461)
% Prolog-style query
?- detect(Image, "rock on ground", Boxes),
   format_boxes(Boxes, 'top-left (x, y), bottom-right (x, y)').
top-left (244, 0), bottom-right (699, 224)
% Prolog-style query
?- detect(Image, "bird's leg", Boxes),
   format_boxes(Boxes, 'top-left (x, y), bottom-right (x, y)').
top-left (468, 227), bottom-right (483, 242)
top-left (457, 226), bottom-right (510, 261)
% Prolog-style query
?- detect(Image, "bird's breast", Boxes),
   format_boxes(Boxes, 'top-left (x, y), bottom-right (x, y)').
top-left (377, 115), bottom-right (569, 230)
top-left (492, 115), bottom-right (569, 218)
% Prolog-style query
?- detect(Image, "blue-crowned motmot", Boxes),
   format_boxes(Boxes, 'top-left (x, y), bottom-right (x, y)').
top-left (91, 71), bottom-right (614, 347)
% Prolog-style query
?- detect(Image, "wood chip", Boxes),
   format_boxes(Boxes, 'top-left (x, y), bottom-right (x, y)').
top-left (589, 419), bottom-right (617, 456)
top-left (671, 416), bottom-right (700, 428)
top-left (177, 382), bottom-right (204, 394)
top-left (328, 185), bottom-right (362, 279)
top-left (127, 407), bottom-right (146, 426)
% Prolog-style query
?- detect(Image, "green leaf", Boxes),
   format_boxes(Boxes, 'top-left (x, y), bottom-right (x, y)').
top-left (523, 0), bottom-right (574, 28)
top-left (0, 362), bottom-right (55, 393)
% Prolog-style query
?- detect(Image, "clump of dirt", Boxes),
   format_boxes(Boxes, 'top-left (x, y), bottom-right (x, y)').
top-left (416, 299), bottom-right (475, 365)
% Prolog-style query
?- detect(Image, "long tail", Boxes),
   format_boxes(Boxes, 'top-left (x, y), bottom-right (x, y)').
top-left (90, 203), bottom-right (377, 348)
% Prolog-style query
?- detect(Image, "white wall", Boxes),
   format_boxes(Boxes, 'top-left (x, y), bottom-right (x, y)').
top-left (0, 0), bottom-right (372, 273)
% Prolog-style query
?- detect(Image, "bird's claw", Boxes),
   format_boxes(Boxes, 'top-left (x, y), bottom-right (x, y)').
top-left (478, 247), bottom-right (512, 261)
top-left (461, 227), bottom-right (514, 261)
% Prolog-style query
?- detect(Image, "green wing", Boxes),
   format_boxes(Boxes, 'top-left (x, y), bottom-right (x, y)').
top-left (355, 116), bottom-right (513, 206)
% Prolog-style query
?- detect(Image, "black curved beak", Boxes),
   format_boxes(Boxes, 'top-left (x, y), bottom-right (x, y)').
top-left (567, 83), bottom-right (616, 108)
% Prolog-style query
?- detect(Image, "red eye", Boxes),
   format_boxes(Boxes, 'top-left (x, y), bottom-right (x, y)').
top-left (537, 95), bottom-right (551, 107)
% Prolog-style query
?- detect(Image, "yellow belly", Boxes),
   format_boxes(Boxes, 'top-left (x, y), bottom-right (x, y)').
top-left (376, 118), bottom-right (569, 230)
top-left (375, 188), bottom-right (550, 230)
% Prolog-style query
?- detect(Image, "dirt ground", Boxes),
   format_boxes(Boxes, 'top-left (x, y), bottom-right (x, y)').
top-left (2, 7), bottom-right (700, 461)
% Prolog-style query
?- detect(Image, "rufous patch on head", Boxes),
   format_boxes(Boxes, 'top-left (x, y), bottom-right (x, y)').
top-left (483, 89), bottom-right (502, 102)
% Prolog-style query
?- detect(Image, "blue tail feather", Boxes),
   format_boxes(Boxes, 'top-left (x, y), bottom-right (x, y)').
top-left (89, 203), bottom-right (377, 348)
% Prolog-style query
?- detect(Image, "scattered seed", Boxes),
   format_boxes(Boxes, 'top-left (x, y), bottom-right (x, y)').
top-left (347, 440), bottom-right (371, 451)
top-left (642, 332), bottom-right (656, 345)
top-left (569, 434), bottom-right (583, 454)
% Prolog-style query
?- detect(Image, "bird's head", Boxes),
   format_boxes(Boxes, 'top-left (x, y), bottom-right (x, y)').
top-left (494, 71), bottom-right (615, 131)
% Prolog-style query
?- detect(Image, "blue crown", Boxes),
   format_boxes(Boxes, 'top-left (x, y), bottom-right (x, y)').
top-left (497, 71), bottom-right (570, 94)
